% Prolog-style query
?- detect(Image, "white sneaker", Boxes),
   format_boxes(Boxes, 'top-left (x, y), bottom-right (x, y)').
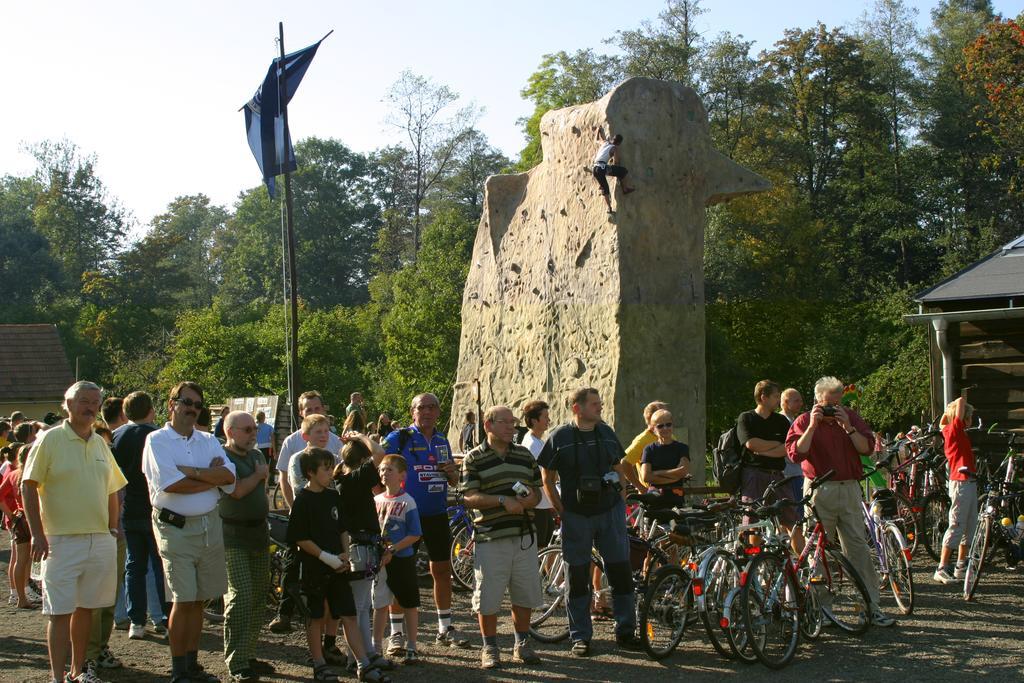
top-left (128, 623), bottom-right (146, 640)
top-left (953, 565), bottom-right (966, 580)
top-left (932, 568), bottom-right (956, 585)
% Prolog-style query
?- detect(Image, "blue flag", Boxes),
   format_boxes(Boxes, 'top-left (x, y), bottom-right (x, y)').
top-left (243, 38), bottom-right (325, 198)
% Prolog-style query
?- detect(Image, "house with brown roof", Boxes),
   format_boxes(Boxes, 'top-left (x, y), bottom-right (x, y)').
top-left (0, 324), bottom-right (76, 420)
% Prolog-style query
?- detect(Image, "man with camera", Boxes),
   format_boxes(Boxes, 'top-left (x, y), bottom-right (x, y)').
top-left (538, 388), bottom-right (641, 657)
top-left (460, 405), bottom-right (544, 670)
top-left (785, 376), bottom-right (896, 628)
top-left (143, 381), bottom-right (237, 682)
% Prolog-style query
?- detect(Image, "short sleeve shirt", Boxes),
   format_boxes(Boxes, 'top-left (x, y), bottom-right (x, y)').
top-left (22, 421), bottom-right (128, 535)
top-left (460, 441), bottom-right (542, 542)
top-left (736, 410), bottom-right (792, 472)
top-left (336, 461), bottom-right (380, 536)
top-left (255, 423), bottom-right (274, 448)
top-left (111, 422), bottom-right (158, 521)
top-left (942, 417), bottom-right (976, 481)
top-left (537, 422), bottom-right (625, 516)
top-left (0, 468), bottom-right (22, 527)
top-left (520, 432), bottom-right (553, 510)
top-left (374, 491), bottom-right (422, 558)
top-left (142, 424), bottom-right (236, 516)
top-left (276, 428), bottom-right (342, 472)
top-left (288, 486), bottom-right (344, 580)
top-left (641, 440), bottom-right (690, 489)
top-left (218, 447), bottom-right (269, 549)
top-left (383, 426), bottom-right (453, 517)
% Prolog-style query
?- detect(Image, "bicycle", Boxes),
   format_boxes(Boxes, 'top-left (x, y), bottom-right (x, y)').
top-left (861, 462), bottom-right (915, 615)
top-left (447, 502), bottom-right (476, 591)
top-left (882, 424), bottom-right (949, 560)
top-left (724, 470), bottom-right (872, 669)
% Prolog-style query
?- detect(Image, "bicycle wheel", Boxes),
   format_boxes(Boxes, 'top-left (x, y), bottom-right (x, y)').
top-left (742, 552), bottom-right (800, 669)
top-left (698, 550), bottom-right (740, 659)
top-left (963, 514), bottom-right (991, 601)
top-left (819, 546), bottom-right (870, 634)
top-left (639, 565), bottom-right (691, 660)
top-left (268, 550), bottom-right (284, 607)
top-left (882, 523), bottom-right (914, 615)
top-left (449, 523), bottom-right (475, 592)
top-left (921, 492), bottom-right (950, 562)
top-left (893, 490), bottom-right (919, 554)
top-left (722, 585), bottom-right (757, 664)
top-left (799, 579), bottom-right (823, 641)
top-left (530, 546), bottom-right (570, 643)
top-left (203, 596), bottom-right (225, 624)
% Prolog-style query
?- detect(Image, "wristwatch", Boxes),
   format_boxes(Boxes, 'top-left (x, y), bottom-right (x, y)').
top-left (845, 428), bottom-right (856, 435)
top-left (498, 495), bottom-right (506, 506)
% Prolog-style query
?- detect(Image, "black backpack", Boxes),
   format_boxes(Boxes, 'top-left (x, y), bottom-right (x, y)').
top-left (713, 427), bottom-right (744, 493)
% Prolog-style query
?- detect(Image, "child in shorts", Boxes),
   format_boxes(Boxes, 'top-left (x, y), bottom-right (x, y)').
top-left (373, 454), bottom-right (422, 665)
top-left (287, 448), bottom-right (390, 683)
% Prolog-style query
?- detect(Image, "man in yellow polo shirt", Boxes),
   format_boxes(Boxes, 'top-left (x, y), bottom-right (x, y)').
top-left (22, 381), bottom-right (128, 683)
top-left (623, 401), bottom-right (669, 489)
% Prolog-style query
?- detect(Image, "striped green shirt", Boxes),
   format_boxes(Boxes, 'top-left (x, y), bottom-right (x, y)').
top-left (459, 441), bottom-right (542, 542)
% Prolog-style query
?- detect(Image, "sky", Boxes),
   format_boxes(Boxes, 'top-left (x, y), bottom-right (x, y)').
top-left (3, 0), bottom-right (1018, 229)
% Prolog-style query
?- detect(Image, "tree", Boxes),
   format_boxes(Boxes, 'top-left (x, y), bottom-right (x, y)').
top-left (609, 0), bottom-right (706, 85)
top-left (384, 71), bottom-right (479, 254)
top-left (517, 50), bottom-right (622, 169)
top-left (370, 208), bottom-right (475, 422)
top-left (28, 139), bottom-right (126, 285)
top-left (960, 14), bottom-right (1024, 200)
top-left (700, 32), bottom-right (760, 156)
top-left (147, 194), bottom-right (228, 309)
top-left (429, 129), bottom-right (511, 222)
top-left (0, 175), bottom-right (64, 316)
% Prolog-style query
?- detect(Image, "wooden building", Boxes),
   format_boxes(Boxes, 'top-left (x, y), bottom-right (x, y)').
top-left (905, 235), bottom-right (1024, 439)
top-left (0, 324), bottom-right (76, 419)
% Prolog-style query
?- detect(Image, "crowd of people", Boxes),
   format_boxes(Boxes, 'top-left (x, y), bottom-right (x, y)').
top-left (3, 373), bottom-right (986, 683)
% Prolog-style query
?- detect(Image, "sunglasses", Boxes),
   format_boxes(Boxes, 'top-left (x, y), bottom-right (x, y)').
top-left (655, 423), bottom-right (673, 430)
top-left (174, 397), bottom-right (205, 410)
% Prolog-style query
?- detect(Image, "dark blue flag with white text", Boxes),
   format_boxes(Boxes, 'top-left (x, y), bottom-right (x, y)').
top-left (243, 38), bottom-right (324, 198)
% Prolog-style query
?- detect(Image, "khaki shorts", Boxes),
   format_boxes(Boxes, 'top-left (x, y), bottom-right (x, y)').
top-left (153, 510), bottom-right (227, 603)
top-left (42, 532), bottom-right (118, 615)
top-left (472, 535), bottom-right (542, 615)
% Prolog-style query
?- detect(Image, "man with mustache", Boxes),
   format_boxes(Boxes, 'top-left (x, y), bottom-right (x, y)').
top-left (143, 382), bottom-right (237, 683)
top-left (22, 381), bottom-right (128, 683)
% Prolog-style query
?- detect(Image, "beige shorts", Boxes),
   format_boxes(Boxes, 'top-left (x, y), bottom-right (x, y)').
top-left (42, 532), bottom-right (118, 616)
top-left (153, 510), bottom-right (227, 603)
top-left (472, 535), bottom-right (542, 615)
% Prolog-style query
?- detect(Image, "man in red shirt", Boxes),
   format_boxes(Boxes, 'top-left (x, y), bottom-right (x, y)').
top-left (786, 376), bottom-right (896, 627)
top-left (934, 397), bottom-right (977, 584)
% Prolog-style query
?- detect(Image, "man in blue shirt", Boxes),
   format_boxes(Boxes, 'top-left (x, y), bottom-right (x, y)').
top-left (383, 392), bottom-right (468, 651)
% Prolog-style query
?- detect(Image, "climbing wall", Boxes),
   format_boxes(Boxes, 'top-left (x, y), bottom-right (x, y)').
top-left (449, 78), bottom-right (770, 469)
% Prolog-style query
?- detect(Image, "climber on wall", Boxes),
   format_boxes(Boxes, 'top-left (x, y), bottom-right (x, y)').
top-left (592, 127), bottom-right (636, 213)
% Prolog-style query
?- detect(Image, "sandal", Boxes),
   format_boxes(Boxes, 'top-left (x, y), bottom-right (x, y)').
top-left (358, 666), bottom-right (392, 683)
top-left (312, 663), bottom-right (340, 681)
top-left (367, 654), bottom-right (396, 672)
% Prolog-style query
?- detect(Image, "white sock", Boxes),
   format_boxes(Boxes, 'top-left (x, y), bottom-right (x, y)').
top-left (437, 609), bottom-right (452, 634)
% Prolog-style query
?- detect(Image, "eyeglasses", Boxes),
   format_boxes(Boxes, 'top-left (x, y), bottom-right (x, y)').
top-left (174, 397), bottom-right (205, 410)
top-left (655, 423), bottom-right (673, 430)
top-left (233, 426), bottom-right (256, 433)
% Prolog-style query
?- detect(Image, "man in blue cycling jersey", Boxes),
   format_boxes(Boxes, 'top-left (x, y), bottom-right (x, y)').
top-left (383, 393), bottom-right (469, 652)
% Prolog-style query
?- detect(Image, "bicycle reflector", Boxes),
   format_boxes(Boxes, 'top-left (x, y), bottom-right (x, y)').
top-left (720, 616), bottom-right (730, 629)
top-left (739, 571), bottom-right (748, 586)
top-left (744, 546), bottom-right (761, 555)
top-left (903, 548), bottom-right (913, 563)
top-left (692, 578), bottom-right (704, 596)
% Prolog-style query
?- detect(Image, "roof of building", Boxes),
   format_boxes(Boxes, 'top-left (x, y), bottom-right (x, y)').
top-left (0, 324), bottom-right (75, 402)
top-left (915, 235), bottom-right (1024, 304)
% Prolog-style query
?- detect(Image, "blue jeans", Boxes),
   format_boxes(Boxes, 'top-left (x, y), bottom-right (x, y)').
top-left (124, 518), bottom-right (170, 626)
top-left (560, 498), bottom-right (634, 642)
top-left (791, 476), bottom-right (805, 522)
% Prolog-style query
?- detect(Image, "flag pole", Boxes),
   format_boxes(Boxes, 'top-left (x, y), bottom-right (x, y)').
top-left (278, 20), bottom-right (301, 429)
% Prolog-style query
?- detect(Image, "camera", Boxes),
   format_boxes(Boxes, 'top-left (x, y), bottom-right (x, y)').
top-left (821, 406), bottom-right (839, 417)
top-left (512, 481), bottom-right (531, 498)
top-left (602, 471), bottom-right (622, 493)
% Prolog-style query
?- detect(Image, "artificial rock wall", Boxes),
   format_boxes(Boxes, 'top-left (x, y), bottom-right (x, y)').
top-left (448, 78), bottom-right (769, 472)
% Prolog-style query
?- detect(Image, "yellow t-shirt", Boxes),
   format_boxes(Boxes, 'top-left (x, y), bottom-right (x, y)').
top-left (22, 421), bottom-right (127, 535)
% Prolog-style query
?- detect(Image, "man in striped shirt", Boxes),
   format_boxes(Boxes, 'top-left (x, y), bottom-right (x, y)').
top-left (460, 405), bottom-right (543, 670)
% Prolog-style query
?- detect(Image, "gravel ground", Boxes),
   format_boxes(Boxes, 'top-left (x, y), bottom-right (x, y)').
top-left (2, 547), bottom-right (1023, 683)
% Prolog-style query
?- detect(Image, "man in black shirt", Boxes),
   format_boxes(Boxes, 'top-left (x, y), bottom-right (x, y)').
top-left (538, 388), bottom-right (641, 657)
top-left (735, 380), bottom-right (802, 550)
top-left (111, 391), bottom-right (168, 639)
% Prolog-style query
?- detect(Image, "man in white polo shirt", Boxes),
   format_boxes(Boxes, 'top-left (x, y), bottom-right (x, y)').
top-left (22, 380), bottom-right (128, 683)
top-left (143, 381), bottom-right (236, 683)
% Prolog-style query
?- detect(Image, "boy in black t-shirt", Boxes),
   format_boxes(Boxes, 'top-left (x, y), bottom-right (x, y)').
top-left (288, 448), bottom-right (390, 682)
top-left (639, 409), bottom-right (690, 494)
